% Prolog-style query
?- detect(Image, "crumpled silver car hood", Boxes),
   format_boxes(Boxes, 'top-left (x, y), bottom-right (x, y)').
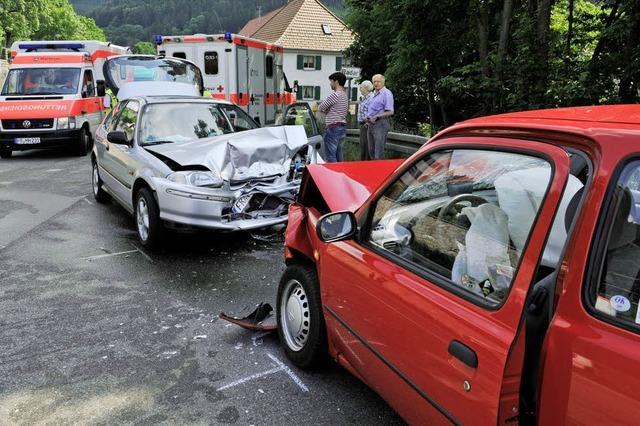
top-left (144, 126), bottom-right (308, 182)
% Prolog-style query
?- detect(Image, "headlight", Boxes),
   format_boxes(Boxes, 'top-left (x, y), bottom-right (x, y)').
top-left (56, 117), bottom-right (76, 129)
top-left (166, 171), bottom-right (223, 188)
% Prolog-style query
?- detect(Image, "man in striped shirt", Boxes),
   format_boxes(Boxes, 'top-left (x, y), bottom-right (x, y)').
top-left (319, 72), bottom-right (348, 162)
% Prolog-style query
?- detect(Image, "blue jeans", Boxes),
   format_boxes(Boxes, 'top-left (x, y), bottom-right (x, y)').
top-left (324, 125), bottom-right (346, 162)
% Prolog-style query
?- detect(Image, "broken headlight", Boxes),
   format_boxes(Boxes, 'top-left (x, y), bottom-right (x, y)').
top-left (166, 171), bottom-right (223, 188)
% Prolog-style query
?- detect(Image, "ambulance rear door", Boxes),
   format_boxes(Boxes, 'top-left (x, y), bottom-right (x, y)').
top-left (247, 46), bottom-right (264, 125)
top-left (264, 51), bottom-right (275, 124)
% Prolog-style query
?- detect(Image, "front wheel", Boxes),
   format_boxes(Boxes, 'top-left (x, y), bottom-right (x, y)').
top-left (277, 264), bottom-right (327, 369)
top-left (91, 161), bottom-right (110, 203)
top-left (75, 127), bottom-right (91, 156)
top-left (134, 187), bottom-right (164, 251)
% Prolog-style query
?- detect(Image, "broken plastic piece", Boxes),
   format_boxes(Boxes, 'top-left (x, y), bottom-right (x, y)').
top-left (219, 302), bottom-right (277, 331)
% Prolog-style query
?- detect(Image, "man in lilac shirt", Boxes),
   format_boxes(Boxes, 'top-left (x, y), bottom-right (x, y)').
top-left (366, 74), bottom-right (394, 160)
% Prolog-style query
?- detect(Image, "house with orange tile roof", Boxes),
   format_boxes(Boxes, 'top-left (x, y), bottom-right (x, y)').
top-left (240, 0), bottom-right (358, 102)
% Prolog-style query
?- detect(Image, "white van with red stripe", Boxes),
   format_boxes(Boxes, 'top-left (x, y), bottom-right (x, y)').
top-left (0, 41), bottom-right (129, 159)
top-left (155, 33), bottom-right (295, 126)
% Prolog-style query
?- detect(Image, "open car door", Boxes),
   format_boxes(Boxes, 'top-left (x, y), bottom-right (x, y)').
top-left (102, 55), bottom-right (204, 100)
top-left (275, 102), bottom-right (323, 163)
top-left (317, 137), bottom-right (571, 424)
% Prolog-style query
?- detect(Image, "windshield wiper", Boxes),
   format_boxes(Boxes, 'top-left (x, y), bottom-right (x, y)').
top-left (143, 140), bottom-right (175, 146)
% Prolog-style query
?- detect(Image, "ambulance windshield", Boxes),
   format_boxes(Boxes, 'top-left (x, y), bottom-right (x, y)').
top-left (1, 68), bottom-right (81, 96)
top-left (103, 56), bottom-right (203, 95)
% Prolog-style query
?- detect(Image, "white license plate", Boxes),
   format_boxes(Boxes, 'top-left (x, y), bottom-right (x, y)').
top-left (14, 137), bottom-right (41, 145)
top-left (232, 195), bottom-right (252, 213)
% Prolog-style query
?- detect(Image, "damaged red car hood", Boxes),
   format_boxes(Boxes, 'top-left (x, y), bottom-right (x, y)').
top-left (305, 160), bottom-right (403, 212)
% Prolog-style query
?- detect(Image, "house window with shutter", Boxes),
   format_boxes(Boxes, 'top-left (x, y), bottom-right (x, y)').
top-left (335, 56), bottom-right (343, 71)
top-left (303, 56), bottom-right (315, 70)
top-left (301, 86), bottom-right (315, 100)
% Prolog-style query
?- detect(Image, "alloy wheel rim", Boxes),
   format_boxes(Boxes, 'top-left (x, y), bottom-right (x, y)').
top-left (92, 164), bottom-right (99, 195)
top-left (280, 279), bottom-right (310, 351)
top-left (136, 197), bottom-right (149, 241)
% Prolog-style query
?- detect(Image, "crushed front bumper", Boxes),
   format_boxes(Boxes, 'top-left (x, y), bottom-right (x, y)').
top-left (154, 178), bottom-right (298, 231)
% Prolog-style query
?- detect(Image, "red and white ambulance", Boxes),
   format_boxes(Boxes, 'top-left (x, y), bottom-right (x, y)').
top-left (155, 33), bottom-right (295, 125)
top-left (0, 40), bottom-right (129, 158)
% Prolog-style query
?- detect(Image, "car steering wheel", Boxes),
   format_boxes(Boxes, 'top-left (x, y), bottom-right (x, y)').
top-left (437, 194), bottom-right (488, 220)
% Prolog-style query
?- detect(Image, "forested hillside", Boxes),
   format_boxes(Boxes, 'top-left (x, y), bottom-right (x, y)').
top-left (69, 0), bottom-right (345, 47)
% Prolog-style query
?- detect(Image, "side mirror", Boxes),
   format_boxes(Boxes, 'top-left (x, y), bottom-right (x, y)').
top-left (81, 90), bottom-right (88, 99)
top-left (317, 211), bottom-right (357, 243)
top-left (103, 94), bottom-right (112, 109)
top-left (107, 130), bottom-right (132, 146)
top-left (96, 80), bottom-right (106, 97)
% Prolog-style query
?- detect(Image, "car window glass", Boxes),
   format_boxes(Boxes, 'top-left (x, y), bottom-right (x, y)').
top-left (219, 105), bottom-right (259, 132)
top-left (368, 149), bottom-right (551, 305)
top-left (592, 161), bottom-right (640, 328)
top-left (114, 101), bottom-right (139, 141)
top-left (139, 102), bottom-right (234, 145)
top-left (82, 69), bottom-right (95, 96)
top-left (280, 104), bottom-right (317, 137)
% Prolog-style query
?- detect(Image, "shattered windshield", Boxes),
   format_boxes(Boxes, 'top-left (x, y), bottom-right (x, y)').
top-left (1, 68), bottom-right (80, 95)
top-left (104, 56), bottom-right (203, 94)
top-left (140, 102), bottom-right (235, 145)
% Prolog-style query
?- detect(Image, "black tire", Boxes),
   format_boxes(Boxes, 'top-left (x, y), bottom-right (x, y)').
top-left (91, 160), bottom-right (111, 203)
top-left (0, 147), bottom-right (12, 159)
top-left (277, 264), bottom-right (327, 369)
top-left (75, 127), bottom-right (91, 156)
top-left (134, 187), bottom-right (164, 251)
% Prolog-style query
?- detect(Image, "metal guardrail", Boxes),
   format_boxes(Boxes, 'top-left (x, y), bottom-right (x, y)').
top-left (345, 128), bottom-right (428, 156)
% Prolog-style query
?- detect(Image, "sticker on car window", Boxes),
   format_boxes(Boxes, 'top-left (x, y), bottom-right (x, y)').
top-left (610, 295), bottom-right (631, 312)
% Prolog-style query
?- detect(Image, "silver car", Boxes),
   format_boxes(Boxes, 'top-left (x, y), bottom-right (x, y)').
top-left (91, 56), bottom-right (322, 250)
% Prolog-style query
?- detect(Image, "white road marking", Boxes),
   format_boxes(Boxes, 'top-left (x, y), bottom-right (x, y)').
top-left (81, 249), bottom-right (138, 261)
top-left (45, 169), bottom-right (63, 172)
top-left (83, 198), bottom-right (93, 205)
top-left (267, 353), bottom-right (309, 392)
top-left (216, 367), bottom-right (283, 391)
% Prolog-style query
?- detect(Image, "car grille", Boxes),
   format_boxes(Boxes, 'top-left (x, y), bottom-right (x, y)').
top-left (2, 119), bottom-right (54, 130)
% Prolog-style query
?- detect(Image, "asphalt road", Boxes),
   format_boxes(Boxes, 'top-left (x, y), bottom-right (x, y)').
top-left (0, 149), bottom-right (403, 425)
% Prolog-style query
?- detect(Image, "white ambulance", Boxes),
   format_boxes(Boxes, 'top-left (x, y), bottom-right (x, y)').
top-left (0, 40), bottom-right (129, 158)
top-left (155, 33), bottom-right (295, 126)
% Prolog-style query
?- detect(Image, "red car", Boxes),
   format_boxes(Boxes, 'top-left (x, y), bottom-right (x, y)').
top-left (276, 105), bottom-right (640, 425)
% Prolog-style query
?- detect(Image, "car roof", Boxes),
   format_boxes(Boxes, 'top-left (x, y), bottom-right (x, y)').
top-left (432, 105), bottom-right (640, 153)
top-left (467, 105), bottom-right (640, 127)
top-left (133, 96), bottom-right (234, 105)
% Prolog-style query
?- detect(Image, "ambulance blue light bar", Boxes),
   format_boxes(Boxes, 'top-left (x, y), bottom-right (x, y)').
top-left (153, 35), bottom-right (163, 44)
top-left (18, 43), bottom-right (85, 51)
top-left (224, 32), bottom-right (233, 43)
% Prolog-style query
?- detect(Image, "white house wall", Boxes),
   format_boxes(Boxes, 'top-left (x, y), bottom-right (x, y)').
top-left (283, 50), bottom-right (360, 102)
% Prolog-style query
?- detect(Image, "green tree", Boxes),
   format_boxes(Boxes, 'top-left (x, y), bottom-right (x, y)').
top-left (132, 41), bottom-right (156, 54)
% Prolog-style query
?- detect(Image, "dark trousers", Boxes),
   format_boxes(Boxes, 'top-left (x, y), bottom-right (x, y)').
top-left (367, 118), bottom-right (390, 160)
top-left (359, 123), bottom-right (370, 161)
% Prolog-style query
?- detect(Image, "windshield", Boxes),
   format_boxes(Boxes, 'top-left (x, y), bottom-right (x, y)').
top-left (1, 68), bottom-right (80, 95)
top-left (104, 56), bottom-right (203, 94)
top-left (140, 102), bottom-right (237, 145)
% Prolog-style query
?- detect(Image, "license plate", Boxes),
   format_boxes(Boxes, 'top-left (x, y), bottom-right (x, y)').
top-left (14, 137), bottom-right (41, 145)
top-left (232, 195), bottom-right (252, 214)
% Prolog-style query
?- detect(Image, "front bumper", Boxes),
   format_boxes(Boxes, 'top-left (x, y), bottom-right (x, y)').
top-left (0, 129), bottom-right (81, 151)
top-left (154, 178), bottom-right (297, 231)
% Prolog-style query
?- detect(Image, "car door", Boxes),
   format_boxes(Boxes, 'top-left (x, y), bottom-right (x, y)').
top-left (538, 156), bottom-right (640, 425)
top-left (276, 103), bottom-right (323, 162)
top-left (101, 100), bottom-right (140, 208)
top-left (317, 137), bottom-right (571, 425)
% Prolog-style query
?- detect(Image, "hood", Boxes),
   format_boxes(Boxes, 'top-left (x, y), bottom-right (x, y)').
top-left (145, 125), bottom-right (308, 182)
top-left (117, 81), bottom-right (199, 101)
top-left (304, 160), bottom-right (404, 212)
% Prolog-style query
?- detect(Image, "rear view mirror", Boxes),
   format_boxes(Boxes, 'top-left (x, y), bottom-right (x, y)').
top-left (317, 211), bottom-right (357, 243)
top-left (107, 130), bottom-right (132, 146)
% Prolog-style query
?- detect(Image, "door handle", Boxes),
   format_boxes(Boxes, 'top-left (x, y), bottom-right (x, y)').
top-left (448, 340), bottom-right (478, 368)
